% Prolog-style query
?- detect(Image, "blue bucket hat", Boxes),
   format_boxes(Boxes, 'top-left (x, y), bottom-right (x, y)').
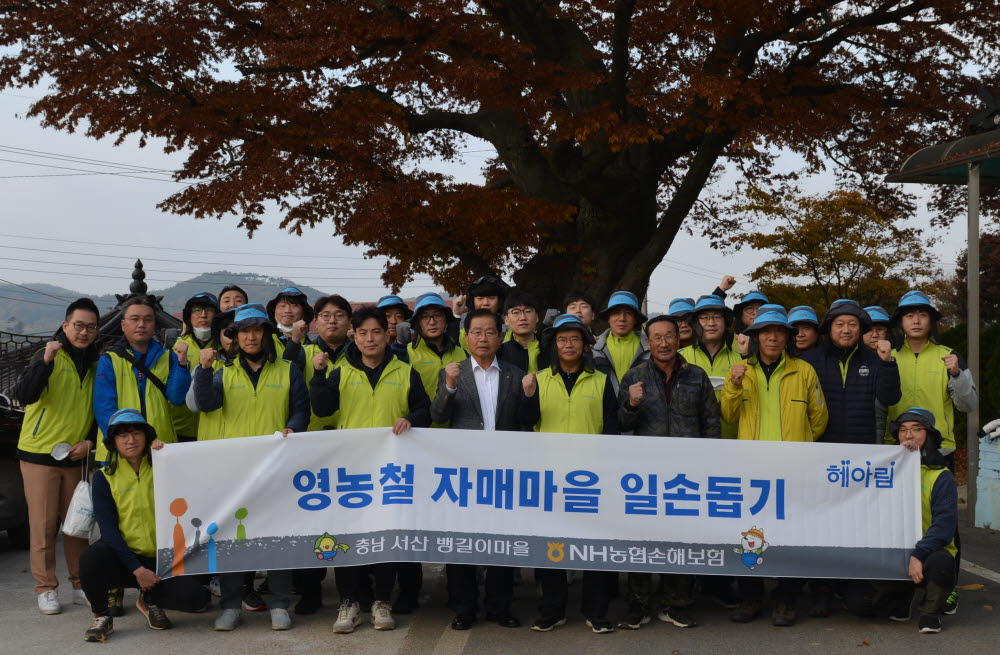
top-left (182, 291), bottom-right (220, 329)
top-left (889, 406), bottom-right (943, 451)
top-left (891, 290), bottom-right (942, 324)
top-left (864, 305), bottom-right (891, 325)
top-left (266, 286), bottom-right (314, 325)
top-left (544, 313), bottom-right (597, 346)
top-left (787, 305), bottom-right (819, 327)
top-left (733, 290), bottom-right (769, 315)
top-left (104, 408), bottom-right (157, 452)
top-left (691, 294), bottom-right (735, 323)
top-left (743, 304), bottom-right (796, 333)
top-left (819, 299), bottom-right (872, 334)
top-left (668, 297), bottom-right (696, 317)
top-left (598, 290), bottom-right (648, 324)
top-left (412, 292), bottom-right (456, 324)
top-left (376, 294), bottom-right (413, 320)
top-left (225, 303), bottom-right (275, 336)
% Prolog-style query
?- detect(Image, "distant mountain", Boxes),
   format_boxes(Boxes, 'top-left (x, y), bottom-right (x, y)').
top-left (0, 272), bottom-right (335, 336)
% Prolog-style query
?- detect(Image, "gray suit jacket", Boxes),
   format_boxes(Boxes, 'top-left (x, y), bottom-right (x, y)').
top-left (430, 358), bottom-right (526, 431)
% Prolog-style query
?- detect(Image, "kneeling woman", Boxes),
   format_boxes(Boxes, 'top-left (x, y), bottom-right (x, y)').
top-left (81, 408), bottom-right (209, 642)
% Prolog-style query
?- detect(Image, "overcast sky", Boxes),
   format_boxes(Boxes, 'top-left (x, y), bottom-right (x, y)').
top-left (0, 89), bottom-right (968, 316)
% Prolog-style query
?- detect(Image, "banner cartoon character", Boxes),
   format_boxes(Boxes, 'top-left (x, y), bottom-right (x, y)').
top-left (734, 526), bottom-right (769, 569)
top-left (314, 533), bottom-right (350, 561)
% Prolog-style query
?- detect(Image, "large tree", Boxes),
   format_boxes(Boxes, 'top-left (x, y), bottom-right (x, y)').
top-left (2, 2), bottom-right (996, 306)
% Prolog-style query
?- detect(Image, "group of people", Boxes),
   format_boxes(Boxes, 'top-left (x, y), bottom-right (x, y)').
top-left (13, 273), bottom-right (975, 642)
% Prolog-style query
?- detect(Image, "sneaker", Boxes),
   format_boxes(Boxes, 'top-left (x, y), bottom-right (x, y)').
top-left (107, 588), bottom-right (125, 617)
top-left (73, 589), bottom-right (90, 606)
top-left (888, 605), bottom-right (912, 622)
top-left (730, 600), bottom-right (761, 623)
top-left (270, 608), bottom-right (292, 630)
top-left (585, 618), bottom-right (615, 634)
top-left (37, 590), bottom-right (60, 615)
top-left (918, 615), bottom-right (942, 633)
top-left (214, 608), bottom-right (243, 631)
top-left (772, 601), bottom-right (796, 627)
top-left (943, 590), bottom-right (958, 615)
top-left (617, 605), bottom-right (651, 630)
top-left (242, 585), bottom-right (266, 612)
top-left (136, 592), bottom-right (172, 630)
top-left (707, 585), bottom-right (742, 609)
top-left (208, 576), bottom-right (221, 597)
top-left (658, 605), bottom-right (697, 627)
top-left (371, 600), bottom-right (395, 630)
top-left (531, 616), bottom-right (567, 632)
top-left (333, 601), bottom-right (362, 634)
top-left (84, 613), bottom-right (114, 642)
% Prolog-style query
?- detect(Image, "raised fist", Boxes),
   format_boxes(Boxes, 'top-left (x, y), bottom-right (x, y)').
top-left (628, 381), bottom-right (644, 407)
top-left (444, 362), bottom-right (461, 389)
top-left (291, 319), bottom-right (308, 343)
top-left (876, 339), bottom-right (892, 362)
top-left (313, 351), bottom-right (330, 371)
top-left (199, 348), bottom-right (217, 369)
top-left (720, 275), bottom-right (736, 292)
top-left (942, 353), bottom-right (960, 377)
top-left (173, 341), bottom-right (189, 362)
top-left (730, 364), bottom-right (748, 387)
top-left (43, 340), bottom-right (62, 364)
top-left (735, 333), bottom-right (750, 356)
top-left (522, 372), bottom-right (537, 397)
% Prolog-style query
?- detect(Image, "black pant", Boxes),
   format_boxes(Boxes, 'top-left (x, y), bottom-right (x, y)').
top-left (846, 549), bottom-right (956, 618)
top-left (628, 572), bottom-right (693, 611)
top-left (739, 577), bottom-right (804, 605)
top-left (395, 562), bottom-right (422, 604)
top-left (536, 568), bottom-right (615, 620)
top-left (335, 564), bottom-right (395, 604)
top-left (294, 568), bottom-right (326, 601)
top-left (80, 541), bottom-right (208, 614)
top-left (446, 565), bottom-right (514, 617)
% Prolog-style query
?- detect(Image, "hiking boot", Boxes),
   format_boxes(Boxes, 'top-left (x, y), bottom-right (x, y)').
top-left (333, 601), bottom-right (362, 633)
top-left (772, 601), bottom-right (796, 627)
top-left (214, 608), bottom-right (243, 631)
top-left (658, 605), bottom-right (697, 627)
top-left (107, 588), bottom-right (125, 617)
top-left (136, 592), bottom-right (172, 630)
top-left (531, 615), bottom-right (567, 632)
top-left (270, 608), bottom-right (292, 630)
top-left (617, 603), bottom-right (650, 630)
top-left (84, 613), bottom-right (114, 642)
top-left (919, 615), bottom-right (942, 633)
top-left (707, 584), bottom-right (741, 609)
top-left (241, 585), bottom-right (266, 612)
top-left (730, 600), bottom-right (761, 623)
top-left (808, 585), bottom-right (831, 618)
top-left (371, 600), bottom-right (395, 630)
top-left (37, 590), bottom-right (60, 615)
top-left (585, 618), bottom-right (615, 633)
top-left (943, 590), bottom-right (958, 615)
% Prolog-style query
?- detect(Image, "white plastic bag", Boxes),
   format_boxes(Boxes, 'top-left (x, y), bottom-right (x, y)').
top-left (63, 457), bottom-right (94, 539)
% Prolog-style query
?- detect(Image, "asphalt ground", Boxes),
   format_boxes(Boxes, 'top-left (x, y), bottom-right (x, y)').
top-left (1, 487), bottom-right (997, 655)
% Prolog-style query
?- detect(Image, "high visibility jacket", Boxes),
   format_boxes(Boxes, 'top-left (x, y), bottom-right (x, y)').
top-left (888, 341), bottom-right (974, 451)
top-left (171, 334), bottom-right (205, 438)
top-left (680, 341), bottom-right (744, 439)
top-left (95, 348), bottom-right (177, 462)
top-left (407, 338), bottom-right (466, 427)
top-left (196, 357), bottom-right (226, 441)
top-left (337, 357), bottom-right (412, 429)
top-left (593, 330), bottom-right (650, 395)
top-left (101, 456), bottom-right (156, 558)
top-left (221, 357), bottom-right (292, 438)
top-left (720, 355), bottom-right (828, 441)
top-left (303, 341), bottom-right (348, 431)
top-left (535, 366), bottom-right (607, 434)
top-left (18, 347), bottom-right (96, 454)
top-left (921, 466), bottom-right (958, 557)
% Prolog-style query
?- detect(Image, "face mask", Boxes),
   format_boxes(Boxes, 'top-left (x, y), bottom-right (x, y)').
top-left (193, 326), bottom-right (212, 341)
top-left (277, 323), bottom-right (293, 334)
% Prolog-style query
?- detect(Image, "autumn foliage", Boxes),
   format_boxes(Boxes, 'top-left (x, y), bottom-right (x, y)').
top-left (1, 2), bottom-right (997, 306)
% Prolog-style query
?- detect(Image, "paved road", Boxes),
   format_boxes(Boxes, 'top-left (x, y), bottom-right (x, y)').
top-left (2, 495), bottom-right (998, 655)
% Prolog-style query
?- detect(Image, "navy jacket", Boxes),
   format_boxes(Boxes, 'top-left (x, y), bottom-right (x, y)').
top-left (801, 343), bottom-right (901, 444)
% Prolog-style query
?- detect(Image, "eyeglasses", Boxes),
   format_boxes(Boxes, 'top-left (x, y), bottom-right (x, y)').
top-left (897, 426), bottom-right (926, 437)
top-left (420, 313), bottom-right (446, 323)
top-left (698, 313), bottom-right (724, 323)
top-left (467, 329), bottom-right (499, 338)
top-left (70, 321), bottom-right (98, 333)
top-left (190, 308), bottom-right (216, 316)
top-left (317, 311), bottom-right (349, 321)
top-left (507, 308), bottom-right (536, 318)
top-left (124, 316), bottom-right (155, 325)
top-left (555, 335), bottom-right (583, 346)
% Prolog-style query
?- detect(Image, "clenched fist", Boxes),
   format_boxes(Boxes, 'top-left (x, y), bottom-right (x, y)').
top-left (522, 372), bottom-right (537, 397)
top-left (451, 294), bottom-right (467, 316)
top-left (173, 341), bottom-right (189, 362)
top-left (730, 364), bottom-right (748, 387)
top-left (735, 334), bottom-right (750, 356)
top-left (43, 340), bottom-right (62, 364)
top-left (719, 275), bottom-right (736, 292)
top-left (628, 381), bottom-right (644, 407)
top-left (199, 348), bottom-right (217, 369)
top-left (313, 351), bottom-right (330, 371)
top-left (942, 353), bottom-right (960, 377)
top-left (876, 340), bottom-right (892, 362)
top-left (444, 362), bottom-right (461, 389)
top-left (291, 319), bottom-right (308, 344)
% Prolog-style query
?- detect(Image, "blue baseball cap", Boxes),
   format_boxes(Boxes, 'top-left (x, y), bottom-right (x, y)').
top-left (598, 290), bottom-right (648, 324)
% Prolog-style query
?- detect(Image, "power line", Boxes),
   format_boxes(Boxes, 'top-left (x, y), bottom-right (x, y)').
top-left (0, 144), bottom-right (181, 175)
top-left (0, 293), bottom-right (66, 308)
top-left (0, 156), bottom-right (195, 185)
top-left (0, 276), bottom-right (74, 302)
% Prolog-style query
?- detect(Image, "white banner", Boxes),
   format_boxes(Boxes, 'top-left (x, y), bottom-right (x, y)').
top-left (153, 428), bottom-right (921, 580)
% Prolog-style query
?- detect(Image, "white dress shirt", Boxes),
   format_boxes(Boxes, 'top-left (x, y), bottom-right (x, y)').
top-left (472, 357), bottom-right (501, 430)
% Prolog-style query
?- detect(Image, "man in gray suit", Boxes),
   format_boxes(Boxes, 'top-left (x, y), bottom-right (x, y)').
top-left (431, 308), bottom-right (526, 630)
